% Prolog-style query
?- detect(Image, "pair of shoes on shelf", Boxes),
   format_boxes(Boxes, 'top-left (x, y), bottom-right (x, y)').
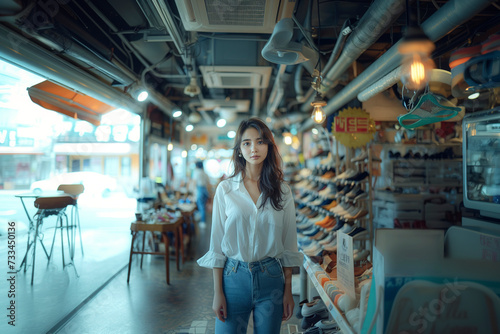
top-left (296, 296), bottom-right (322, 319)
top-left (301, 306), bottom-right (330, 329)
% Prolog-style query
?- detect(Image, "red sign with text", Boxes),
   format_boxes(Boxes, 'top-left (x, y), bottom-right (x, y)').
top-left (334, 117), bottom-right (370, 133)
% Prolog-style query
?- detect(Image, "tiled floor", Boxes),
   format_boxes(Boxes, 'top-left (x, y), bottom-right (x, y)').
top-left (54, 222), bottom-right (303, 334)
top-left (0, 198), bottom-right (303, 334)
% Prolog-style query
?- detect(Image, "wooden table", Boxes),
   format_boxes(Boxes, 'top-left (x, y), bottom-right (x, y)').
top-left (127, 216), bottom-right (184, 284)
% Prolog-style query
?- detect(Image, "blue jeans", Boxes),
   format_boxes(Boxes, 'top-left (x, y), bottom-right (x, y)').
top-left (215, 257), bottom-right (284, 334)
top-left (196, 186), bottom-right (209, 223)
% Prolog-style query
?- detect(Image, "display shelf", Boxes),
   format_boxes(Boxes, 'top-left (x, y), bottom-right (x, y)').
top-left (303, 257), bottom-right (356, 334)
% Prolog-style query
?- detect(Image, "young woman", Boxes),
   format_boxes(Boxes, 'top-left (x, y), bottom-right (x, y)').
top-left (197, 117), bottom-right (303, 333)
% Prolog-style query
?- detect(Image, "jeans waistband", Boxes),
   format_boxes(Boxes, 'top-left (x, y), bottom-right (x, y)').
top-left (226, 257), bottom-right (278, 270)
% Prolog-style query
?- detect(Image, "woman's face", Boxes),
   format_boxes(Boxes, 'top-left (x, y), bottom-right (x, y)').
top-left (240, 127), bottom-right (268, 166)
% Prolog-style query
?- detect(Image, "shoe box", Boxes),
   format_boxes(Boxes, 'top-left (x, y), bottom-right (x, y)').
top-left (365, 229), bottom-right (500, 334)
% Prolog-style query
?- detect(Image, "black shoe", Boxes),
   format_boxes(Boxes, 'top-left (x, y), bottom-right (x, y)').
top-left (301, 309), bottom-right (330, 330)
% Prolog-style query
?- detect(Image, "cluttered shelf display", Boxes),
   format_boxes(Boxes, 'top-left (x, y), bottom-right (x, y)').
top-left (292, 145), bottom-right (374, 333)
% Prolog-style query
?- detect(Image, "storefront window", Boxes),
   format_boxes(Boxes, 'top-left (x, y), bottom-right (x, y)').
top-left (0, 58), bottom-right (140, 194)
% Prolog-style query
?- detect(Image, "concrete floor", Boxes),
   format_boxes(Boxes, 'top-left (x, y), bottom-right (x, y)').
top-left (0, 194), bottom-right (303, 334)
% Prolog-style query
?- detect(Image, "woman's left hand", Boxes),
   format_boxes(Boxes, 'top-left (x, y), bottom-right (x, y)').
top-left (282, 289), bottom-right (294, 321)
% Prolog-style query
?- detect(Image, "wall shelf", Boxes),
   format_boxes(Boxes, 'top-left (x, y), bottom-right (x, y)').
top-left (303, 256), bottom-right (356, 334)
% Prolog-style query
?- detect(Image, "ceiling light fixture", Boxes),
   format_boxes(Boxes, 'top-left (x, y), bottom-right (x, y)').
top-left (216, 118), bottom-right (226, 128)
top-left (136, 90), bottom-right (149, 102)
top-left (167, 142), bottom-right (173, 151)
top-left (173, 110), bottom-right (182, 118)
top-left (468, 92), bottom-right (480, 100)
top-left (283, 132), bottom-right (293, 145)
top-left (310, 71), bottom-right (327, 124)
top-left (398, 0), bottom-right (435, 91)
top-left (130, 83), bottom-right (149, 102)
top-left (227, 130), bottom-right (236, 139)
top-left (181, 150), bottom-right (187, 158)
top-left (185, 124), bottom-right (194, 132)
top-left (184, 77), bottom-right (201, 97)
top-left (311, 93), bottom-right (327, 124)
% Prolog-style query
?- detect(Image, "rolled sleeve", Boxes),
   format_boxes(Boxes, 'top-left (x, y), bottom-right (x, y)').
top-left (196, 183), bottom-right (227, 269)
top-left (280, 184), bottom-right (303, 267)
top-left (197, 250), bottom-right (226, 268)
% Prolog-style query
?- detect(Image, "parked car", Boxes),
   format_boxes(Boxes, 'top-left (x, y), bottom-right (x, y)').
top-left (30, 172), bottom-right (118, 197)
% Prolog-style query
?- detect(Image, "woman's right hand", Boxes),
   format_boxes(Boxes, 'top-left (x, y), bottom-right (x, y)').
top-left (212, 291), bottom-right (227, 322)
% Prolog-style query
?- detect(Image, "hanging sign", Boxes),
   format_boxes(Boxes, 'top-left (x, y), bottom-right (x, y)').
top-left (337, 231), bottom-right (356, 300)
top-left (333, 107), bottom-right (376, 148)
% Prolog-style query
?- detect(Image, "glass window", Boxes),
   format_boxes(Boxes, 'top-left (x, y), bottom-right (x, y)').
top-left (104, 157), bottom-right (119, 176)
top-left (121, 157), bottom-right (131, 176)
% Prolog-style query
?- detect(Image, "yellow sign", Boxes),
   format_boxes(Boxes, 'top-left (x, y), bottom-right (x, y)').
top-left (333, 107), bottom-right (376, 148)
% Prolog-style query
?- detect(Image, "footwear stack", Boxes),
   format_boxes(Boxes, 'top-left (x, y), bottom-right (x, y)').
top-left (292, 148), bottom-right (374, 333)
top-left (300, 298), bottom-right (330, 331)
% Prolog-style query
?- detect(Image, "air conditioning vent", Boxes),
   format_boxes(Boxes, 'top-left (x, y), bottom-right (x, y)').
top-left (206, 0), bottom-right (266, 27)
top-left (174, 0), bottom-right (296, 33)
top-left (200, 66), bottom-right (272, 89)
top-left (201, 99), bottom-right (251, 113)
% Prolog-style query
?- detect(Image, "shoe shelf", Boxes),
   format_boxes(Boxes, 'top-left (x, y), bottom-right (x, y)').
top-left (389, 159), bottom-right (463, 187)
top-left (303, 256), bottom-right (357, 334)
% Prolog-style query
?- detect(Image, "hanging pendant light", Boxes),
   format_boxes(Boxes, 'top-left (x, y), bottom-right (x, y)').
top-left (398, 0), bottom-right (435, 91)
top-left (311, 92), bottom-right (327, 124)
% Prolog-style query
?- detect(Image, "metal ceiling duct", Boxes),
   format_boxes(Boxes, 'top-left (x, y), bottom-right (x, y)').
top-left (300, 0), bottom-right (406, 113)
top-left (0, 24), bottom-right (142, 114)
top-left (300, 0), bottom-right (495, 130)
top-left (357, 67), bottom-right (402, 102)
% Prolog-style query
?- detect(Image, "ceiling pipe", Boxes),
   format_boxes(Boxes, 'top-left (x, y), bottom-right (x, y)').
top-left (298, 19), bottom-right (352, 107)
top-left (300, 0), bottom-right (495, 131)
top-left (357, 67), bottom-right (402, 102)
top-left (83, 0), bottom-right (181, 117)
top-left (253, 88), bottom-right (261, 116)
top-left (0, 24), bottom-right (142, 114)
top-left (37, 30), bottom-right (135, 86)
top-left (300, 0), bottom-right (406, 113)
top-left (0, 3), bottom-right (137, 86)
top-left (267, 64), bottom-right (287, 117)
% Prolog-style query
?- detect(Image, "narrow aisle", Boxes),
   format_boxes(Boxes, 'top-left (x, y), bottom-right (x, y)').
top-left (55, 220), bottom-right (216, 334)
top-left (55, 216), bottom-right (302, 334)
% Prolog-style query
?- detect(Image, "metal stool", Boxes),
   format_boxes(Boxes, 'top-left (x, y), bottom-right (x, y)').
top-left (30, 196), bottom-right (75, 284)
top-left (57, 184), bottom-right (85, 258)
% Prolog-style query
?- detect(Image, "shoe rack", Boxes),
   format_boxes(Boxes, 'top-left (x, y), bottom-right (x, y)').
top-left (293, 141), bottom-right (375, 334)
top-left (371, 143), bottom-right (463, 229)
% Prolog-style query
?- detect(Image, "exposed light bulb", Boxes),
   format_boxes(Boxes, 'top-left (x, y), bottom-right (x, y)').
top-left (181, 150), bottom-right (187, 158)
top-left (283, 132), bottom-right (292, 145)
top-left (311, 128), bottom-right (319, 135)
top-left (311, 105), bottom-right (326, 124)
top-left (227, 130), bottom-right (236, 139)
top-left (216, 118), bottom-right (226, 128)
top-left (167, 143), bottom-right (173, 151)
top-left (398, 30), bottom-right (435, 91)
top-left (173, 110), bottom-right (182, 118)
top-left (185, 124), bottom-right (194, 132)
top-left (191, 144), bottom-right (197, 150)
top-left (400, 52), bottom-right (435, 90)
top-left (311, 94), bottom-right (327, 124)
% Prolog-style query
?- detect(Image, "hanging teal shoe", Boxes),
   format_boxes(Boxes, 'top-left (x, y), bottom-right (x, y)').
top-left (398, 93), bottom-right (462, 129)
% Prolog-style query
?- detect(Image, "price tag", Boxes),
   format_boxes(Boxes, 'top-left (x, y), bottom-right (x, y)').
top-left (336, 231), bottom-right (356, 300)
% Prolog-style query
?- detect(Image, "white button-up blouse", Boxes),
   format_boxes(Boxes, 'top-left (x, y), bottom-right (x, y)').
top-left (197, 173), bottom-right (303, 268)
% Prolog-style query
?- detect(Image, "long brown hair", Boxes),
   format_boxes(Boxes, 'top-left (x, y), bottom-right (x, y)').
top-left (229, 117), bottom-right (285, 211)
